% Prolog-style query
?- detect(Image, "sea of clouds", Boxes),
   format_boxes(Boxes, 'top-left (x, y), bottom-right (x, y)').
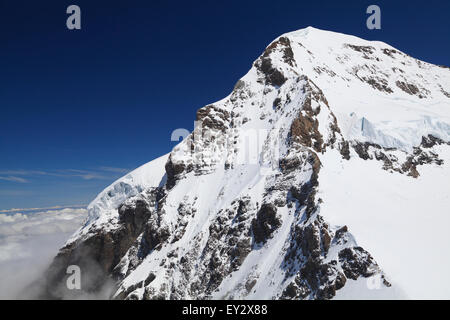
top-left (0, 207), bottom-right (87, 299)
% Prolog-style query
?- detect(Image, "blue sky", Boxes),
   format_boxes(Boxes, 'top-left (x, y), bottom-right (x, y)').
top-left (0, 0), bottom-right (449, 210)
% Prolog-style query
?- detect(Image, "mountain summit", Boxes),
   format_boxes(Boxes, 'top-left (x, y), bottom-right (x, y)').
top-left (37, 27), bottom-right (450, 299)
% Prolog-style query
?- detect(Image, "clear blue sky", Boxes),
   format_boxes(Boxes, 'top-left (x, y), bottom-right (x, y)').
top-left (0, 0), bottom-right (449, 210)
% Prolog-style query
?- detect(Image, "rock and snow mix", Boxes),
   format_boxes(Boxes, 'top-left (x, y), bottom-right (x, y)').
top-left (38, 27), bottom-right (450, 299)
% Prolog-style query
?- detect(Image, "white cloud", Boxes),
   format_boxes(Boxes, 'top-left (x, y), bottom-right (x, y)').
top-left (0, 167), bottom-right (130, 184)
top-left (0, 213), bottom-right (28, 223)
top-left (0, 205), bottom-right (86, 214)
top-left (0, 176), bottom-right (29, 183)
top-left (98, 166), bottom-right (130, 174)
top-left (0, 207), bottom-right (87, 299)
top-left (0, 170), bottom-right (47, 176)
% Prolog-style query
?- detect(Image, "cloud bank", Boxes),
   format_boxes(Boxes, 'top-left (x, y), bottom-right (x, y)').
top-left (0, 207), bottom-right (87, 299)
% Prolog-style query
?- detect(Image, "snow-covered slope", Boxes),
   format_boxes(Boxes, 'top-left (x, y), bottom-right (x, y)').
top-left (88, 153), bottom-right (169, 222)
top-left (319, 146), bottom-right (450, 299)
top-left (66, 154), bottom-right (169, 243)
top-left (39, 27), bottom-right (450, 300)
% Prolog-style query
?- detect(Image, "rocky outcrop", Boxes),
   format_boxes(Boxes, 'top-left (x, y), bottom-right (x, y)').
top-left (349, 137), bottom-right (445, 178)
top-left (254, 36), bottom-right (296, 87)
top-left (251, 203), bottom-right (281, 244)
top-left (290, 93), bottom-right (324, 152)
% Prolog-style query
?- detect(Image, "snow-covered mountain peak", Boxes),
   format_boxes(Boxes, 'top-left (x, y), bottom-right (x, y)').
top-left (38, 28), bottom-right (450, 300)
top-left (263, 27), bottom-right (450, 150)
top-left (284, 26), bottom-right (394, 48)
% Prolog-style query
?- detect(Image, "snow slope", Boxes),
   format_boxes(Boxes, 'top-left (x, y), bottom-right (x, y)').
top-left (67, 153), bottom-right (169, 243)
top-left (319, 146), bottom-right (450, 299)
top-left (87, 153), bottom-right (169, 221)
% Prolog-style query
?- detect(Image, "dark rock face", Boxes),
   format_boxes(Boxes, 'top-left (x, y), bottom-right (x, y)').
top-left (165, 155), bottom-right (189, 190)
top-left (421, 134), bottom-right (447, 148)
top-left (280, 212), bottom-right (386, 300)
top-left (279, 155), bottom-right (303, 173)
top-left (365, 77), bottom-right (393, 93)
top-left (261, 36), bottom-right (295, 67)
top-left (254, 36), bottom-right (296, 87)
top-left (38, 232), bottom-right (130, 299)
top-left (281, 215), bottom-right (349, 300)
top-left (348, 137), bottom-right (445, 178)
top-left (440, 85), bottom-right (450, 98)
top-left (396, 80), bottom-right (420, 96)
top-left (142, 221), bottom-right (170, 252)
top-left (290, 94), bottom-right (323, 152)
top-left (165, 103), bottom-right (233, 190)
top-left (353, 142), bottom-right (373, 160)
top-left (401, 156), bottom-right (420, 178)
top-left (118, 199), bottom-right (152, 232)
top-left (382, 48), bottom-right (398, 58)
top-left (37, 234), bottom-right (114, 299)
top-left (176, 198), bottom-right (254, 298)
top-left (33, 191), bottom-right (161, 299)
top-left (251, 203), bottom-right (281, 244)
top-left (351, 65), bottom-right (394, 93)
top-left (257, 57), bottom-right (287, 87)
top-left (345, 44), bottom-right (375, 58)
top-left (196, 104), bottom-right (230, 133)
top-left (339, 247), bottom-right (378, 280)
top-left (289, 82), bottom-right (327, 152)
top-left (290, 151), bottom-right (321, 218)
top-left (340, 141), bottom-right (350, 160)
